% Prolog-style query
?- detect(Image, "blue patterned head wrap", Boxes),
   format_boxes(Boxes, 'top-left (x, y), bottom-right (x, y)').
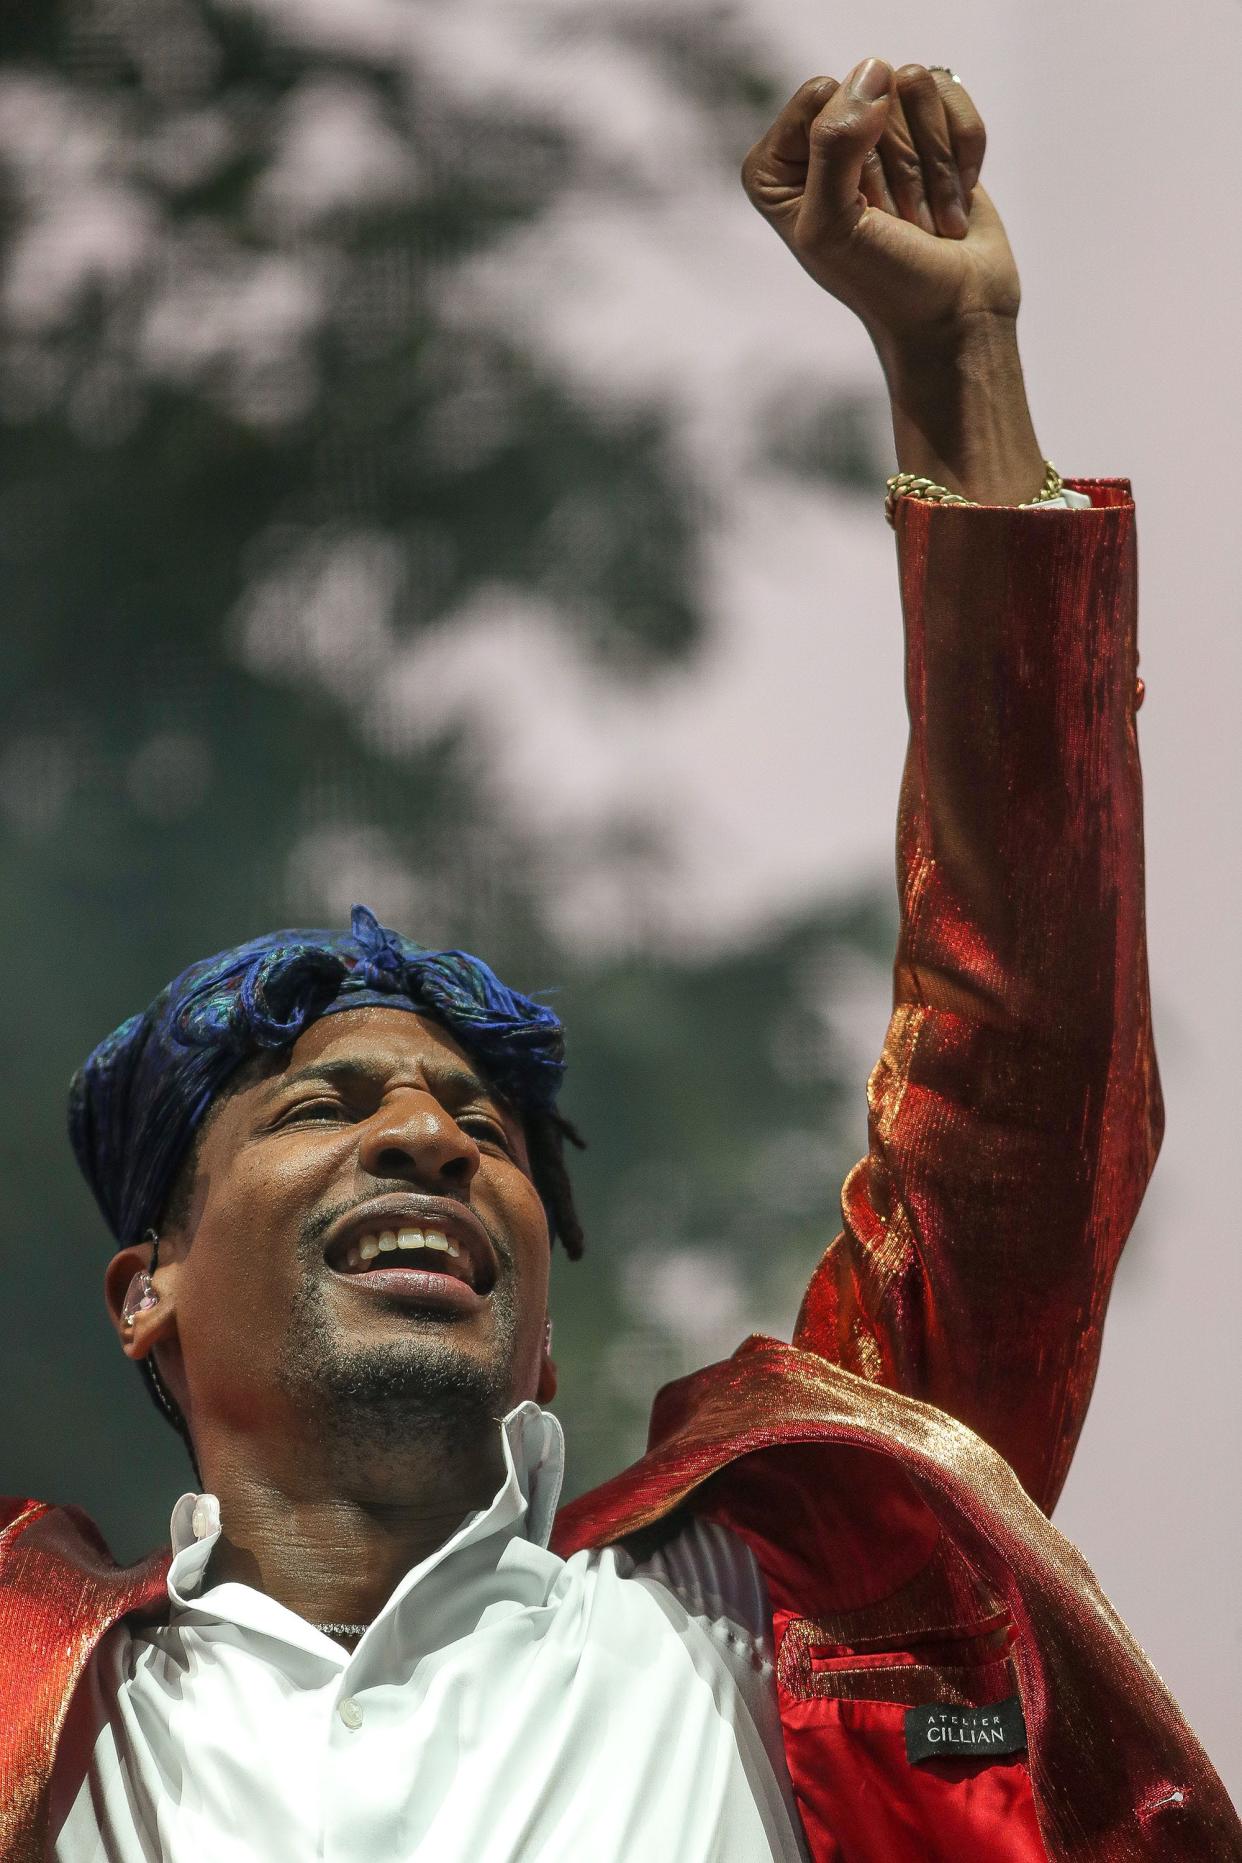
top-left (69, 905), bottom-right (569, 1248)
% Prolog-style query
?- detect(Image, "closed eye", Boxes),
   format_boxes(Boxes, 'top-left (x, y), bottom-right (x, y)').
top-left (276, 1098), bottom-right (349, 1126)
top-left (273, 1101), bottom-right (511, 1148)
top-left (458, 1115), bottom-right (512, 1150)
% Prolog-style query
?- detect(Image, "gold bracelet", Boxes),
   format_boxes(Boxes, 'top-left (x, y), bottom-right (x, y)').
top-left (885, 459), bottom-right (1063, 529)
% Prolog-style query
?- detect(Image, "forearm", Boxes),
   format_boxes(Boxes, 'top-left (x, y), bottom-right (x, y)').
top-left (874, 315), bottom-right (1048, 506)
top-left (877, 321), bottom-right (1137, 1036)
top-left (796, 487), bottom-right (1163, 1509)
top-left (892, 486), bottom-right (1150, 1035)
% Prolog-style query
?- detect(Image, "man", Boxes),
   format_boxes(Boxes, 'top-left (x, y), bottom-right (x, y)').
top-left (2, 57), bottom-right (1237, 1863)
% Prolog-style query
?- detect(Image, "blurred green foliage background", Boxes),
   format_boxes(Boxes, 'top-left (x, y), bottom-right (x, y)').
top-left (0, 0), bottom-right (895, 1557)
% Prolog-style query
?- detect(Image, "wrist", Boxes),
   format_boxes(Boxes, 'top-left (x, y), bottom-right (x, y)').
top-left (873, 315), bottom-right (1047, 506)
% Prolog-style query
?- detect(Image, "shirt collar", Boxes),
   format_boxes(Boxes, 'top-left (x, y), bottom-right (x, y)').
top-left (166, 1400), bottom-right (565, 1622)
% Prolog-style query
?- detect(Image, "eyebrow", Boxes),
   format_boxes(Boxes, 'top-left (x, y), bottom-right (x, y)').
top-left (259, 1054), bottom-right (503, 1111)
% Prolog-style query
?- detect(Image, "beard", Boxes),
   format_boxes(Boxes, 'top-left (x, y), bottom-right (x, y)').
top-left (274, 1255), bottom-right (523, 1491)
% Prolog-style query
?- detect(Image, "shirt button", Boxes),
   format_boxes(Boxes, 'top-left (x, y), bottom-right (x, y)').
top-left (338, 1698), bottom-right (364, 1730)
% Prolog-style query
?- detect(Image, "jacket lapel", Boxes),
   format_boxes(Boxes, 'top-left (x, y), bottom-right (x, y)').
top-left (0, 1500), bottom-right (169, 1863)
top-left (552, 1335), bottom-right (1242, 1863)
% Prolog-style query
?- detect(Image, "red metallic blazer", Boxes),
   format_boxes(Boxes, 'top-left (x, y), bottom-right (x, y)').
top-left (3, 484), bottom-right (1238, 1862)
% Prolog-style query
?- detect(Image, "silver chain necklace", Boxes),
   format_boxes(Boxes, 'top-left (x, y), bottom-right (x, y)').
top-left (313, 1622), bottom-right (371, 1637)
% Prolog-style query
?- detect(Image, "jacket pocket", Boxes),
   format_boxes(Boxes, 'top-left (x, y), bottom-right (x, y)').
top-left (775, 1615), bottom-right (1049, 1862)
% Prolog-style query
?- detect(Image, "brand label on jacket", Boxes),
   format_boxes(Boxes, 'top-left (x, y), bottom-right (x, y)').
top-left (904, 1697), bottom-right (1027, 1765)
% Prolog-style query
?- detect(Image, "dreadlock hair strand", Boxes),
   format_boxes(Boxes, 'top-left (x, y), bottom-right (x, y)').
top-left (526, 1106), bottom-right (589, 1262)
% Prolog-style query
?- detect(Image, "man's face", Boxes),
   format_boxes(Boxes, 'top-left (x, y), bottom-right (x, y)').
top-left (118, 1005), bottom-right (553, 1483)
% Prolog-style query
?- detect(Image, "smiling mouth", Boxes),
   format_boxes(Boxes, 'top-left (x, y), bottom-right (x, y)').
top-left (325, 1191), bottom-right (498, 1287)
top-left (336, 1226), bottom-right (475, 1285)
top-left (324, 1215), bottom-right (496, 1316)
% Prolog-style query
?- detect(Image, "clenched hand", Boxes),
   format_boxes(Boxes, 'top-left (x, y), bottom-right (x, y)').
top-left (740, 59), bottom-right (1020, 346)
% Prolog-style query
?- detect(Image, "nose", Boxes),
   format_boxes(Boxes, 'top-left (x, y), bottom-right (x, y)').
top-left (357, 1087), bottom-right (482, 1193)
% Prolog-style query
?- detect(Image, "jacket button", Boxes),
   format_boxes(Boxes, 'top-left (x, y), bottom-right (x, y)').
top-left (1134, 676), bottom-right (1146, 710)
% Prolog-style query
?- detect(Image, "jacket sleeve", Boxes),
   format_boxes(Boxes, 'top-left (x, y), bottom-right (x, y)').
top-left (792, 481), bottom-right (1162, 1514)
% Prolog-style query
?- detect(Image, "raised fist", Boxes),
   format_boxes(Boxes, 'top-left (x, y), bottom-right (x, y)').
top-left (740, 60), bottom-right (1022, 348)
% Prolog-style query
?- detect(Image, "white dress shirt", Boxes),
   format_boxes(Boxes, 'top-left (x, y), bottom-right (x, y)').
top-left (1004, 487), bottom-right (1089, 509)
top-left (1024, 488), bottom-right (1090, 510)
top-left (49, 1403), bottom-right (811, 1862)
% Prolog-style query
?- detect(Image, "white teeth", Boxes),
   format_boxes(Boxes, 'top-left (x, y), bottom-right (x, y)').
top-left (395, 1228), bottom-right (458, 1257)
top-left (339, 1226), bottom-right (465, 1271)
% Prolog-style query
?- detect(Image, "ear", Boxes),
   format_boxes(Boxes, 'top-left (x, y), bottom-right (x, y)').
top-left (536, 1351), bottom-right (558, 1405)
top-left (104, 1240), bottom-right (181, 1364)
